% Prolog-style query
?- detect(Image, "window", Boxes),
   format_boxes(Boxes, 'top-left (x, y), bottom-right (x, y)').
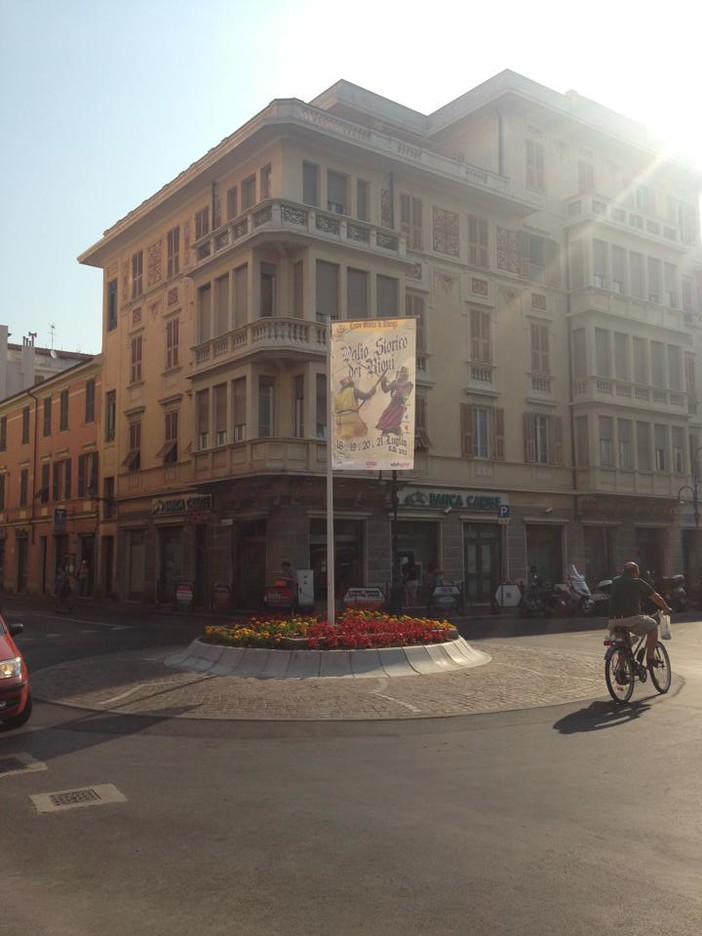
top-left (102, 476), bottom-right (115, 519)
top-left (232, 377), bottom-right (246, 442)
top-left (572, 329), bottom-right (586, 379)
top-left (575, 415), bottom-right (589, 467)
top-left (43, 396), bottom-right (52, 437)
top-left (635, 185), bottom-right (654, 214)
top-left (347, 269), bottom-right (368, 320)
top-left (593, 240), bottom-right (608, 289)
top-left (468, 215), bottom-right (489, 268)
top-left (611, 246), bottom-right (627, 295)
top-left (241, 175), bottom-right (256, 211)
top-left (527, 234), bottom-right (545, 282)
top-left (233, 264), bottom-right (248, 327)
top-left (327, 171), bottom-right (347, 214)
top-left (131, 250), bottom-right (143, 299)
top-left (630, 252), bottom-right (644, 299)
top-left (432, 207), bottom-right (459, 256)
top-left (123, 421), bottom-right (141, 471)
top-left (316, 261), bottom-right (339, 320)
top-left (356, 179), bottom-right (369, 221)
top-left (260, 263), bottom-right (276, 317)
top-left (59, 389), bottom-right (69, 431)
top-left (130, 334), bottom-right (143, 384)
top-left (167, 226), bottom-right (180, 278)
top-left (303, 162), bottom-right (319, 206)
top-left (683, 277), bottom-right (694, 311)
top-left (400, 194), bottom-right (423, 250)
top-left (227, 186), bottom-right (238, 220)
top-left (0, 474), bottom-right (5, 510)
top-left (19, 468), bottom-right (28, 507)
top-left (196, 390), bottom-right (209, 450)
top-left (21, 406), bottom-right (30, 444)
top-left (664, 263), bottom-right (678, 308)
top-left (195, 206), bottom-right (210, 240)
top-left (614, 333), bottom-right (629, 381)
top-left (672, 426), bottom-right (684, 473)
top-left (0, 416), bottom-right (5, 451)
top-left (667, 345), bottom-right (682, 391)
top-left (293, 261), bottom-right (304, 319)
top-left (685, 354), bottom-right (696, 406)
top-left (260, 164), bottom-right (271, 199)
top-left (40, 462), bottom-right (50, 504)
top-left (258, 377), bottom-right (274, 437)
top-left (524, 413), bottom-right (561, 465)
top-left (414, 392), bottom-right (430, 451)
top-left (53, 458), bottom-right (71, 501)
top-left (85, 379), bottom-right (96, 423)
top-left (158, 410), bottom-right (178, 464)
top-left (654, 424), bottom-right (668, 471)
top-left (470, 308), bottom-right (491, 363)
top-left (77, 452), bottom-right (98, 497)
top-left (599, 417), bottom-right (613, 467)
top-left (294, 375), bottom-right (304, 438)
top-left (530, 323), bottom-right (549, 374)
top-left (650, 341), bottom-right (665, 388)
top-left (214, 274), bottom-right (229, 335)
top-left (376, 276), bottom-right (398, 317)
top-left (105, 390), bottom-right (116, 442)
top-left (460, 405), bottom-right (504, 460)
top-left (107, 279), bottom-right (118, 331)
top-left (406, 293), bottom-right (426, 353)
top-left (636, 422), bottom-right (651, 470)
top-left (633, 337), bottom-right (648, 385)
top-left (213, 384), bottom-right (227, 446)
top-left (197, 284), bottom-right (211, 343)
top-left (316, 373), bottom-right (327, 439)
top-left (647, 257), bottom-right (661, 303)
top-left (577, 160), bottom-right (594, 192)
top-left (526, 138), bottom-right (545, 191)
top-left (595, 329), bottom-right (611, 378)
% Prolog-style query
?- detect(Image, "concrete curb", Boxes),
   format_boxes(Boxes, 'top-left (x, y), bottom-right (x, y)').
top-left (165, 636), bottom-right (491, 680)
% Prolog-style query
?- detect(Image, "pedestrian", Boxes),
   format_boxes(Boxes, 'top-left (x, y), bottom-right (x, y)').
top-left (403, 559), bottom-right (420, 608)
top-left (78, 559), bottom-right (90, 597)
top-left (55, 562), bottom-right (73, 614)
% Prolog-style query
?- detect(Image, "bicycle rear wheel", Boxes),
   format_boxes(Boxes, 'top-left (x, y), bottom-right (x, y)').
top-left (605, 646), bottom-right (635, 703)
top-left (648, 641), bottom-right (672, 694)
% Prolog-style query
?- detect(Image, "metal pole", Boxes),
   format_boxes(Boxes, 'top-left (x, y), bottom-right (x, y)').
top-left (325, 318), bottom-right (335, 626)
top-left (391, 470), bottom-right (399, 611)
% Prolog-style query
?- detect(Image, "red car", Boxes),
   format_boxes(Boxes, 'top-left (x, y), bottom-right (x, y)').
top-left (0, 612), bottom-right (32, 731)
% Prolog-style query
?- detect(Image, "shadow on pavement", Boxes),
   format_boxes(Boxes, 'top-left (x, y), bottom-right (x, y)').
top-left (553, 698), bottom-right (652, 733)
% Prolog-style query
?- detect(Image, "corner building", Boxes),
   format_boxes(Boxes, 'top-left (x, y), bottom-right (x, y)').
top-left (79, 70), bottom-right (702, 609)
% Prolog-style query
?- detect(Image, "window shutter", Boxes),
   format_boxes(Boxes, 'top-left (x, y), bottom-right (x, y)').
top-left (494, 408), bottom-right (505, 460)
top-left (524, 412), bottom-right (536, 463)
top-left (461, 403), bottom-right (473, 457)
top-left (64, 459), bottom-right (72, 500)
top-left (530, 324), bottom-right (539, 372)
top-left (52, 462), bottom-right (60, 501)
top-left (553, 416), bottom-right (563, 465)
top-left (545, 239), bottom-right (561, 288)
top-left (470, 311), bottom-right (480, 360)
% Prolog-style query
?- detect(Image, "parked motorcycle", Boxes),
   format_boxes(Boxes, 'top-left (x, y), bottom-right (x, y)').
top-left (518, 568), bottom-right (567, 617)
top-left (565, 565), bottom-right (596, 616)
top-left (657, 572), bottom-right (687, 612)
top-left (589, 577), bottom-right (612, 616)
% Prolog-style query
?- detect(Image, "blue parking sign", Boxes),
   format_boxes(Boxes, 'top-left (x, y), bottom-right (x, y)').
top-left (498, 504), bottom-right (510, 519)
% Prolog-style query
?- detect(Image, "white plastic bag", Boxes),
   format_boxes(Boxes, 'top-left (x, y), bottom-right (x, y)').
top-left (659, 613), bottom-right (672, 640)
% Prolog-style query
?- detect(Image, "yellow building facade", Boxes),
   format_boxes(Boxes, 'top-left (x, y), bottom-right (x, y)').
top-left (79, 70), bottom-right (702, 609)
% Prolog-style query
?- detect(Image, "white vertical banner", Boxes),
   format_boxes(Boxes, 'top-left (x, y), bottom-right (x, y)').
top-left (330, 318), bottom-right (417, 471)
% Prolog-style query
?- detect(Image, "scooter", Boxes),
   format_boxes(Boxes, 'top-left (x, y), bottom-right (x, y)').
top-left (658, 573), bottom-right (687, 612)
top-left (590, 577), bottom-right (612, 616)
top-left (518, 569), bottom-right (565, 617)
top-left (565, 565), bottom-right (596, 616)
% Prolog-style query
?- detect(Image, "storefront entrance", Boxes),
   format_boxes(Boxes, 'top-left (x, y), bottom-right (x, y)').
top-left (232, 518), bottom-right (267, 609)
top-left (463, 523), bottom-right (502, 604)
top-left (127, 529), bottom-right (146, 600)
top-left (159, 527), bottom-right (183, 603)
top-left (525, 523), bottom-right (563, 584)
top-left (583, 526), bottom-right (617, 583)
top-left (309, 518), bottom-right (363, 601)
top-left (634, 527), bottom-right (665, 577)
top-left (16, 534), bottom-right (28, 593)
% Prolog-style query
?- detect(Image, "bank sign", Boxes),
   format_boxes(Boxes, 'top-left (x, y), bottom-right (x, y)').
top-left (152, 494), bottom-right (213, 515)
top-left (399, 488), bottom-right (509, 514)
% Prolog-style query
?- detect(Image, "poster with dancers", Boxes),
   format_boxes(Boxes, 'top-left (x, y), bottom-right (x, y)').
top-left (330, 317), bottom-right (416, 471)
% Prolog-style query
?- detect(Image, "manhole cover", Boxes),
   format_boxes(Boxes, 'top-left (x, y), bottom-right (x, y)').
top-left (31, 783), bottom-right (126, 814)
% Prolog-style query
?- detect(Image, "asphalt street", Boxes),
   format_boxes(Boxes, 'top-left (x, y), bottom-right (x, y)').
top-left (1, 599), bottom-right (701, 936)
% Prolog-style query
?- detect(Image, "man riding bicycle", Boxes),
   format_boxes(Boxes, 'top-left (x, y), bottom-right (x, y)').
top-left (608, 562), bottom-right (671, 667)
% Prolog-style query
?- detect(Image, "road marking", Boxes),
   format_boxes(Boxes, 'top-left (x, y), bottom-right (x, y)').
top-left (99, 685), bottom-right (146, 705)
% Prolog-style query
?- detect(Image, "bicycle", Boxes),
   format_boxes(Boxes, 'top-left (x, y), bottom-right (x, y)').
top-left (603, 610), bottom-right (671, 704)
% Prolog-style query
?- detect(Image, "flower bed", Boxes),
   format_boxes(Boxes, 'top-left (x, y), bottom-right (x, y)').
top-left (203, 610), bottom-right (457, 650)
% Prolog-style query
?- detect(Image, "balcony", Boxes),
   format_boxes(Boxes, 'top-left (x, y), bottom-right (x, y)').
top-left (192, 317), bottom-right (327, 376)
top-left (192, 436), bottom-right (327, 480)
top-left (572, 375), bottom-right (688, 414)
top-left (569, 288), bottom-right (686, 332)
top-left (468, 362), bottom-right (495, 389)
top-left (192, 200), bottom-right (408, 272)
top-left (564, 194), bottom-right (689, 253)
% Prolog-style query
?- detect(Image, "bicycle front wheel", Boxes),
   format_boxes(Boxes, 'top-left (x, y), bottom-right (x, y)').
top-left (605, 646), bottom-right (635, 703)
top-left (648, 641), bottom-right (672, 694)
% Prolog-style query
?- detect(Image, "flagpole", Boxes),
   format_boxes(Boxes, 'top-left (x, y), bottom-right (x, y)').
top-left (326, 317), bottom-right (335, 627)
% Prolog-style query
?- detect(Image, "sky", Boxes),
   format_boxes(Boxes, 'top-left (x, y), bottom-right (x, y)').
top-left (1, 0), bottom-right (700, 355)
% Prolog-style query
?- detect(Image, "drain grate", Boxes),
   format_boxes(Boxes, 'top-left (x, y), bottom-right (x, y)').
top-left (0, 753), bottom-right (47, 779)
top-left (31, 783), bottom-right (127, 814)
top-left (50, 788), bottom-right (101, 807)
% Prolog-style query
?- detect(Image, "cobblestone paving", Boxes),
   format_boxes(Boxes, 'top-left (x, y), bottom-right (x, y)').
top-left (31, 640), bottom-right (605, 721)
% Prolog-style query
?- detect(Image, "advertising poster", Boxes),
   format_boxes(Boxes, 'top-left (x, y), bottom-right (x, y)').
top-left (330, 318), bottom-right (416, 471)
